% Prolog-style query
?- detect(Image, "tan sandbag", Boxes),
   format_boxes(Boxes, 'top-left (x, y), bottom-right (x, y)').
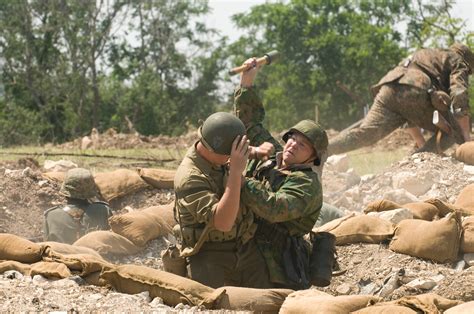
top-left (0, 260), bottom-right (31, 275)
top-left (83, 271), bottom-right (109, 287)
top-left (137, 168), bottom-right (175, 189)
top-left (389, 213), bottom-right (462, 263)
top-left (315, 214), bottom-right (394, 245)
top-left (44, 251), bottom-right (113, 276)
top-left (42, 171), bottom-right (65, 183)
top-left (280, 289), bottom-right (380, 314)
top-left (30, 261), bottom-right (71, 279)
top-left (393, 293), bottom-right (463, 313)
top-left (159, 202), bottom-right (177, 228)
top-left (214, 286), bottom-right (293, 312)
top-left (403, 202), bottom-right (439, 221)
top-left (354, 304), bottom-right (417, 313)
top-left (461, 217), bottom-right (474, 253)
top-left (445, 301), bottom-right (474, 313)
top-left (424, 198), bottom-right (455, 217)
top-left (455, 141), bottom-right (474, 165)
top-left (73, 231), bottom-right (143, 257)
top-left (94, 169), bottom-right (149, 201)
top-left (108, 206), bottom-right (172, 246)
top-left (0, 234), bottom-right (46, 263)
top-left (364, 199), bottom-right (401, 214)
top-left (40, 241), bottom-right (102, 259)
top-left (161, 245), bottom-right (187, 277)
top-left (454, 184), bottom-right (474, 216)
top-left (100, 264), bottom-right (224, 308)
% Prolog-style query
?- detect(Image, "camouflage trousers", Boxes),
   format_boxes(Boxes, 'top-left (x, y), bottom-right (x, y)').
top-left (187, 238), bottom-right (272, 289)
top-left (328, 84), bottom-right (436, 155)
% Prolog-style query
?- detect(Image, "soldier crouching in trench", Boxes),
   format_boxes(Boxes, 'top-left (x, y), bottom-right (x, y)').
top-left (44, 168), bottom-right (112, 244)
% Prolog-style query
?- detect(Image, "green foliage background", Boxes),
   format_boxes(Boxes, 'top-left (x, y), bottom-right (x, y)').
top-left (0, 0), bottom-right (472, 146)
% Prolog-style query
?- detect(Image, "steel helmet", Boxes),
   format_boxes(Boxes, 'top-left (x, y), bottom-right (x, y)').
top-left (450, 43), bottom-right (474, 72)
top-left (59, 168), bottom-right (98, 199)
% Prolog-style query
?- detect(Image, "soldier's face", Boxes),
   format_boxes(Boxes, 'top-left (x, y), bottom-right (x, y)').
top-left (282, 132), bottom-right (316, 166)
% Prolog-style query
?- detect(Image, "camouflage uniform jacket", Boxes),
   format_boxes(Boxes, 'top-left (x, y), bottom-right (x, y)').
top-left (242, 153), bottom-right (322, 284)
top-left (371, 48), bottom-right (470, 113)
top-left (174, 143), bottom-right (257, 254)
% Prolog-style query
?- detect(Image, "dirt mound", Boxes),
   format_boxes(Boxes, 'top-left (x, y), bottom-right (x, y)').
top-left (55, 128), bottom-right (199, 150)
top-left (323, 152), bottom-right (469, 212)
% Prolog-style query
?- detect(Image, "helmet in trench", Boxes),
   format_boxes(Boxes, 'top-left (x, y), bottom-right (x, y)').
top-left (198, 112), bottom-right (246, 155)
top-left (59, 168), bottom-right (98, 199)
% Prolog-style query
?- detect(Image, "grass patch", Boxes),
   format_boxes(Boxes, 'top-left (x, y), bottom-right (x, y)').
top-left (348, 149), bottom-right (407, 176)
top-left (0, 146), bottom-right (186, 171)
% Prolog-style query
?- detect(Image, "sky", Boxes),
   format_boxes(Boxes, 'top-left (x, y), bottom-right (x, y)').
top-left (207, 0), bottom-right (474, 42)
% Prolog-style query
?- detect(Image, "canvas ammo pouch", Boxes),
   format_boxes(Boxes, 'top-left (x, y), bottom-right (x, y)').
top-left (161, 244), bottom-right (187, 277)
top-left (282, 236), bottom-right (311, 290)
top-left (428, 89), bottom-right (450, 112)
top-left (309, 231), bottom-right (336, 287)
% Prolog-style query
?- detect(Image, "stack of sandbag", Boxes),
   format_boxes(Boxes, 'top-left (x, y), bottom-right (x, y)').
top-left (389, 212), bottom-right (462, 263)
top-left (137, 168), bottom-right (175, 189)
top-left (73, 230), bottom-right (144, 257)
top-left (355, 293), bottom-right (462, 313)
top-left (0, 234), bottom-right (112, 281)
top-left (279, 289), bottom-right (380, 313)
top-left (313, 213), bottom-right (394, 245)
top-left (108, 203), bottom-right (175, 246)
top-left (454, 184), bottom-right (474, 216)
top-left (214, 286), bottom-right (293, 312)
top-left (455, 142), bottom-right (474, 165)
top-left (365, 199), bottom-right (440, 221)
top-left (42, 167), bottom-right (177, 202)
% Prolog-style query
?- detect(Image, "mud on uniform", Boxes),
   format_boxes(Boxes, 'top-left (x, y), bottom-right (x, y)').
top-left (329, 46), bottom-right (472, 155)
top-left (173, 143), bottom-right (272, 289)
top-left (44, 200), bottom-right (111, 244)
top-left (235, 87), bottom-right (323, 289)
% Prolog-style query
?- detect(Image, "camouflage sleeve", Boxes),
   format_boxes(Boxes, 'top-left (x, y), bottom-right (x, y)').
top-left (241, 171), bottom-right (322, 223)
top-left (449, 56), bottom-right (470, 115)
top-left (234, 87), bottom-right (282, 150)
top-left (175, 174), bottom-right (218, 226)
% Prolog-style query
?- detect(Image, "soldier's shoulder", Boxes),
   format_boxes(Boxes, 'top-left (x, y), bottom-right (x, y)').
top-left (44, 205), bottom-right (62, 215)
top-left (88, 201), bottom-right (110, 209)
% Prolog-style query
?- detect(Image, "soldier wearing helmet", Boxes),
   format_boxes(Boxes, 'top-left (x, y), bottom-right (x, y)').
top-left (234, 58), bottom-right (329, 289)
top-left (329, 43), bottom-right (473, 155)
top-left (174, 111), bottom-right (274, 288)
top-left (44, 168), bottom-right (111, 244)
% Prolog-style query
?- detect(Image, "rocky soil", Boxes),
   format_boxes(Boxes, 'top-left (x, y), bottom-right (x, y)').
top-left (1, 129), bottom-right (473, 311)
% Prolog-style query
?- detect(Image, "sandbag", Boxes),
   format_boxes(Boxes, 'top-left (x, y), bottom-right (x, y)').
top-left (100, 264), bottom-right (224, 308)
top-left (364, 199), bottom-right (401, 214)
top-left (40, 241), bottom-right (102, 259)
top-left (354, 304), bottom-right (417, 313)
top-left (94, 169), bottom-right (149, 201)
top-left (108, 206), bottom-right (172, 246)
top-left (425, 198), bottom-right (458, 217)
top-left (389, 213), bottom-right (462, 263)
top-left (455, 141), bottom-right (474, 165)
top-left (0, 234), bottom-right (46, 263)
top-left (30, 261), bottom-right (71, 279)
top-left (42, 171), bottom-right (66, 183)
top-left (393, 293), bottom-right (463, 313)
top-left (314, 214), bottom-right (394, 245)
top-left (280, 289), bottom-right (380, 314)
top-left (403, 202), bottom-right (439, 221)
top-left (445, 301), bottom-right (474, 313)
top-left (454, 184), bottom-right (474, 216)
top-left (137, 168), bottom-right (175, 189)
top-left (44, 251), bottom-right (113, 276)
top-left (0, 260), bottom-right (31, 275)
top-left (461, 217), bottom-right (474, 253)
top-left (73, 231), bottom-right (143, 257)
top-left (214, 286), bottom-right (293, 313)
top-left (83, 271), bottom-right (108, 287)
top-left (159, 202), bottom-right (177, 229)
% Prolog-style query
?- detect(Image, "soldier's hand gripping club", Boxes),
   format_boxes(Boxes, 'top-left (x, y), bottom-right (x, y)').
top-left (240, 57), bottom-right (275, 160)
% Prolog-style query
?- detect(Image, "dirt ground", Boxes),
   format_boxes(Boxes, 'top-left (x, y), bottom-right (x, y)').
top-left (0, 128), bottom-right (473, 311)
